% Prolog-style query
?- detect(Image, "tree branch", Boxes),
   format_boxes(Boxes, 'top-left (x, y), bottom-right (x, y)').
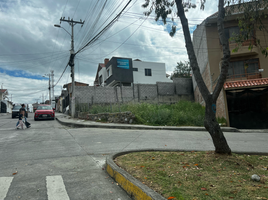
top-left (175, 0), bottom-right (210, 101)
top-left (212, 0), bottom-right (230, 102)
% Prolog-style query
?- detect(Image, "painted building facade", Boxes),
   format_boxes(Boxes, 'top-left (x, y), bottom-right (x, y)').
top-left (95, 57), bottom-right (172, 87)
top-left (193, 4), bottom-right (268, 129)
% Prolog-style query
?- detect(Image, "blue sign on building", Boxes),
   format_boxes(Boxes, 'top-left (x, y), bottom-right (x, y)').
top-left (117, 59), bottom-right (129, 69)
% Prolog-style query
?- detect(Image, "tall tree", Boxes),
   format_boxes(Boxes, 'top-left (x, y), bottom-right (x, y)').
top-left (171, 61), bottom-right (191, 79)
top-left (143, 0), bottom-right (232, 154)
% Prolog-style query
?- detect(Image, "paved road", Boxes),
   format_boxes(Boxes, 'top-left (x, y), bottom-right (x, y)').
top-left (0, 113), bottom-right (131, 200)
top-left (1, 113), bottom-right (268, 199)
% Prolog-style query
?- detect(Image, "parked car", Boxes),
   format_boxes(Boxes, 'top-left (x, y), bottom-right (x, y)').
top-left (12, 105), bottom-right (28, 118)
top-left (34, 104), bottom-right (55, 121)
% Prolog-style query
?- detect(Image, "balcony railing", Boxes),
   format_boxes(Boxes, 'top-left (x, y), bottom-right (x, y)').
top-left (226, 72), bottom-right (262, 81)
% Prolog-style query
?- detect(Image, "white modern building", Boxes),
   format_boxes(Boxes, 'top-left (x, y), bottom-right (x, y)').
top-left (94, 57), bottom-right (172, 87)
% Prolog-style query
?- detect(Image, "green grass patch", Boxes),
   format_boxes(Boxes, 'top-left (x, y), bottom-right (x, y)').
top-left (115, 151), bottom-right (268, 200)
top-left (79, 101), bottom-right (206, 126)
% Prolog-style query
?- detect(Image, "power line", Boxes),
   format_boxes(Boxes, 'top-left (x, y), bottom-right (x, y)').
top-left (52, 61), bottom-right (69, 88)
top-left (75, 0), bottom-right (133, 55)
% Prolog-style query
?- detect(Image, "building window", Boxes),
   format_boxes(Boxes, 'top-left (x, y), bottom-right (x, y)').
top-left (107, 65), bottom-right (112, 78)
top-left (224, 27), bottom-right (240, 43)
top-left (228, 59), bottom-right (260, 80)
top-left (224, 26), bottom-right (255, 44)
top-left (133, 68), bottom-right (138, 71)
top-left (99, 75), bottom-right (103, 85)
top-left (145, 68), bottom-right (152, 76)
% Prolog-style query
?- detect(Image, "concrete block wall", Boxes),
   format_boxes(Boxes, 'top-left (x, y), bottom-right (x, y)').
top-left (173, 78), bottom-right (193, 95)
top-left (121, 86), bottom-right (134, 103)
top-left (75, 79), bottom-right (194, 106)
top-left (138, 84), bottom-right (158, 101)
top-left (76, 86), bottom-right (94, 103)
top-left (133, 84), bottom-right (139, 102)
top-left (157, 82), bottom-right (175, 95)
top-left (94, 87), bottom-right (117, 103)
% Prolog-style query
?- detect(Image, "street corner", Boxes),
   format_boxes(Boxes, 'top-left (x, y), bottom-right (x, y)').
top-left (106, 151), bottom-right (166, 200)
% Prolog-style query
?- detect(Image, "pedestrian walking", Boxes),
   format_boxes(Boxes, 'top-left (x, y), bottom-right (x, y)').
top-left (16, 104), bottom-right (30, 129)
top-left (16, 113), bottom-right (24, 129)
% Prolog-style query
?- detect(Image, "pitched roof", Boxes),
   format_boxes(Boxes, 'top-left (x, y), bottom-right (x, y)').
top-left (0, 89), bottom-right (7, 93)
top-left (224, 78), bottom-right (268, 90)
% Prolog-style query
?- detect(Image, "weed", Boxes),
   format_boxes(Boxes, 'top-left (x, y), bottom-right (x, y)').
top-left (79, 101), bottom-right (206, 126)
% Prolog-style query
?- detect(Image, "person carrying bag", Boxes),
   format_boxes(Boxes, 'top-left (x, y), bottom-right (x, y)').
top-left (16, 104), bottom-right (31, 129)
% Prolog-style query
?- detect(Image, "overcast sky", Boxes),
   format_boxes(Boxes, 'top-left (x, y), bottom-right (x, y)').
top-left (0, 0), bottom-right (218, 105)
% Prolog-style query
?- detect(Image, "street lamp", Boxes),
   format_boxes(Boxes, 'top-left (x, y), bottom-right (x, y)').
top-left (54, 24), bottom-right (72, 37)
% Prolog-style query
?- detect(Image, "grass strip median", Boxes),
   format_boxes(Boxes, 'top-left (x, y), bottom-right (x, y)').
top-left (115, 151), bottom-right (268, 200)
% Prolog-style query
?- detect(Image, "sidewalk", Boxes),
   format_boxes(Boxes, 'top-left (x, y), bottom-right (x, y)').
top-left (55, 112), bottom-right (239, 132)
top-left (55, 112), bottom-right (268, 200)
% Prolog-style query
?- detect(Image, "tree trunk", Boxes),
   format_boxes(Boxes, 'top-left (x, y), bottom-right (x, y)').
top-left (204, 97), bottom-right (231, 154)
top-left (175, 0), bottom-right (232, 154)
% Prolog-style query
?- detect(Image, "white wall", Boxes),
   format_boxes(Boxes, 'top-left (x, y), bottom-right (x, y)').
top-left (98, 67), bottom-right (108, 86)
top-left (1, 100), bottom-right (12, 113)
top-left (133, 60), bottom-right (172, 84)
top-left (192, 21), bottom-right (209, 91)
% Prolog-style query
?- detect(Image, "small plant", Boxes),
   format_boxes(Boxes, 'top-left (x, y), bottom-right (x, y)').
top-left (217, 116), bottom-right (227, 124)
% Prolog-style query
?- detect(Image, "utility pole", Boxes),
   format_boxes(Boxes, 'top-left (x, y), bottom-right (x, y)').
top-left (51, 70), bottom-right (54, 102)
top-left (43, 73), bottom-right (51, 105)
top-left (55, 17), bottom-right (84, 118)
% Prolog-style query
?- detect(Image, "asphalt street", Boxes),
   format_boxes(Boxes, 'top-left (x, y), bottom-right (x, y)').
top-left (0, 113), bottom-right (131, 200)
top-left (0, 112), bottom-right (268, 199)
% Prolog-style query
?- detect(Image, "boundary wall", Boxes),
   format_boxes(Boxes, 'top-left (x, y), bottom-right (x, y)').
top-left (75, 79), bottom-right (194, 106)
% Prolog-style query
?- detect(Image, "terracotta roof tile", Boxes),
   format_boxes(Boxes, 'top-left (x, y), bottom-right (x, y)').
top-left (224, 78), bottom-right (268, 89)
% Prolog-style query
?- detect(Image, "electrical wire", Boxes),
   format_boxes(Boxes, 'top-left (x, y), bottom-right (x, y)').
top-left (75, 0), bottom-right (133, 55)
top-left (52, 61), bottom-right (69, 88)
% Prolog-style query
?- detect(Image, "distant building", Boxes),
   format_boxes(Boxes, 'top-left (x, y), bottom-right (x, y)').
top-left (0, 89), bottom-right (8, 101)
top-left (94, 57), bottom-right (172, 87)
top-left (63, 81), bottom-right (89, 98)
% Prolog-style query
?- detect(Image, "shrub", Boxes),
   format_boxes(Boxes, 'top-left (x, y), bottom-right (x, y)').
top-left (81, 101), bottom-right (205, 126)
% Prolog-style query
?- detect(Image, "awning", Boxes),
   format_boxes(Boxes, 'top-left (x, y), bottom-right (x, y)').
top-left (224, 78), bottom-right (268, 90)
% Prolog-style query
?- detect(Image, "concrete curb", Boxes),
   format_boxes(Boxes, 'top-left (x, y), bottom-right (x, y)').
top-left (106, 149), bottom-right (168, 200)
top-left (106, 149), bottom-right (268, 200)
top-left (56, 117), bottom-right (239, 132)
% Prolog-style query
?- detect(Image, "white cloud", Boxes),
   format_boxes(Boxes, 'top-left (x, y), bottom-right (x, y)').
top-left (0, 0), bottom-right (218, 104)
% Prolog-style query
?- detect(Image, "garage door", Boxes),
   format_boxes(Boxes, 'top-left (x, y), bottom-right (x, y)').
top-left (226, 87), bottom-right (268, 129)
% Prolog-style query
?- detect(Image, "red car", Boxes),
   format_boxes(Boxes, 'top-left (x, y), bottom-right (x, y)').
top-left (34, 104), bottom-right (55, 121)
